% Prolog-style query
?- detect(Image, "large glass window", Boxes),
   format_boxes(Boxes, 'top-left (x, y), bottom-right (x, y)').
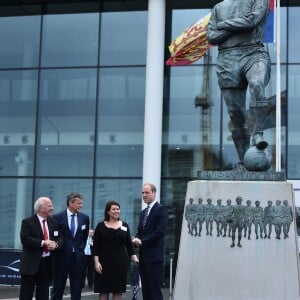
top-left (96, 67), bottom-right (145, 177)
top-left (288, 7), bottom-right (300, 63)
top-left (0, 15), bottom-right (41, 68)
top-left (288, 65), bottom-right (300, 178)
top-left (35, 178), bottom-right (93, 220)
top-left (0, 70), bottom-right (38, 176)
top-left (163, 62), bottom-right (221, 177)
top-left (0, 178), bottom-right (33, 249)
top-left (36, 68), bottom-right (97, 176)
top-left (93, 179), bottom-right (142, 229)
top-left (41, 13), bottom-right (99, 67)
top-left (266, 7), bottom-right (287, 64)
top-left (99, 11), bottom-right (147, 66)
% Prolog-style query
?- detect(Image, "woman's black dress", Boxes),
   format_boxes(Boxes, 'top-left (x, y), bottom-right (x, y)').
top-left (93, 221), bottom-right (135, 293)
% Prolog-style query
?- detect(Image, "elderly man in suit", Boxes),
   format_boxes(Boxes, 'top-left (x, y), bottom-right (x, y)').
top-left (132, 183), bottom-right (168, 300)
top-left (19, 196), bottom-right (63, 300)
top-left (51, 192), bottom-right (90, 300)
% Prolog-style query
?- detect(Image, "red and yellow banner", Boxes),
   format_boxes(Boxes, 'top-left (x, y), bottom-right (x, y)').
top-left (166, 13), bottom-right (211, 66)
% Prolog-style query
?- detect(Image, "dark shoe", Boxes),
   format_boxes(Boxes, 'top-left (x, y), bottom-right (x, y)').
top-left (253, 133), bottom-right (268, 149)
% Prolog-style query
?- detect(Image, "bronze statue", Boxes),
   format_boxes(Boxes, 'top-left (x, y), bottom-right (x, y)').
top-left (207, 0), bottom-right (271, 169)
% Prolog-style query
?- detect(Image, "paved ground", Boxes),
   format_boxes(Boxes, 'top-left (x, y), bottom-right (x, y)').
top-left (0, 285), bottom-right (171, 299)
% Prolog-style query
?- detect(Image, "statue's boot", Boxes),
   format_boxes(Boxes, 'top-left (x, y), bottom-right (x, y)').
top-left (250, 106), bottom-right (268, 150)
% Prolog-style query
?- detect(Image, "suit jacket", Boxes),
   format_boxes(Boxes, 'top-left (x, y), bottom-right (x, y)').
top-left (136, 202), bottom-right (168, 263)
top-left (19, 215), bottom-right (64, 276)
top-left (53, 210), bottom-right (90, 268)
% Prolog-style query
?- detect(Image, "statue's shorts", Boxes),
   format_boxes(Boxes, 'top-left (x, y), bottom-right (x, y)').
top-left (216, 45), bottom-right (271, 89)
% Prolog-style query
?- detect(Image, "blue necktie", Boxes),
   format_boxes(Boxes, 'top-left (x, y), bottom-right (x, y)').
top-left (70, 214), bottom-right (75, 237)
top-left (142, 206), bottom-right (150, 228)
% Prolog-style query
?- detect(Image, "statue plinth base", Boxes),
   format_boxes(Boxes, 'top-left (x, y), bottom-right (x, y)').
top-left (173, 180), bottom-right (300, 300)
top-left (197, 170), bottom-right (285, 181)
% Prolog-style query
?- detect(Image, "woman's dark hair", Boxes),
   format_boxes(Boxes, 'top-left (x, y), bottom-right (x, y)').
top-left (104, 200), bottom-right (120, 221)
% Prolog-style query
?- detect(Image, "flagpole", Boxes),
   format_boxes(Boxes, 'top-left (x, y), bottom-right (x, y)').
top-left (275, 0), bottom-right (281, 172)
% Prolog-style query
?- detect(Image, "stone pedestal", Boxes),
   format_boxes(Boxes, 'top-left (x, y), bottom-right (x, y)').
top-left (173, 180), bottom-right (300, 300)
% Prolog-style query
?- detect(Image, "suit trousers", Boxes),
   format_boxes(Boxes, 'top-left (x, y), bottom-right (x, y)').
top-left (51, 253), bottom-right (83, 300)
top-left (19, 256), bottom-right (52, 300)
top-left (139, 261), bottom-right (163, 300)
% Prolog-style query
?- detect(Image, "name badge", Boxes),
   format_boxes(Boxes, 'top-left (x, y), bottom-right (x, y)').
top-left (121, 225), bottom-right (127, 232)
top-left (81, 224), bottom-right (86, 230)
top-left (54, 231), bottom-right (59, 237)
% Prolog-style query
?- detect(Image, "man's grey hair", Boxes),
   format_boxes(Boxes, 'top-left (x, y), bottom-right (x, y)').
top-left (34, 197), bottom-right (50, 213)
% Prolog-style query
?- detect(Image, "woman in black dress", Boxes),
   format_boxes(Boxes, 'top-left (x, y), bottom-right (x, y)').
top-left (93, 200), bottom-right (139, 300)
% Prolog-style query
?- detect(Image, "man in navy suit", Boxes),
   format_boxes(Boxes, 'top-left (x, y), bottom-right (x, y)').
top-left (19, 196), bottom-right (63, 300)
top-left (132, 183), bottom-right (168, 300)
top-left (51, 192), bottom-right (90, 300)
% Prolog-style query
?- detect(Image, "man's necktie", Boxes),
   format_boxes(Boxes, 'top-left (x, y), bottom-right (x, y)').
top-left (42, 219), bottom-right (49, 253)
top-left (70, 214), bottom-right (75, 237)
top-left (142, 205), bottom-right (150, 228)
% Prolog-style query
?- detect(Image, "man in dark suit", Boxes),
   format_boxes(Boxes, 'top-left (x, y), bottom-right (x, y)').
top-left (51, 192), bottom-right (90, 300)
top-left (19, 196), bottom-right (63, 300)
top-left (132, 183), bottom-right (168, 300)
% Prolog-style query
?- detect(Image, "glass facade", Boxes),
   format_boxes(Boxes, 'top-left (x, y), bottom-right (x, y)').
top-left (0, 0), bottom-right (299, 287)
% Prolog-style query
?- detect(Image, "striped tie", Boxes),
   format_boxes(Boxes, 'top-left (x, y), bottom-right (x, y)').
top-left (142, 205), bottom-right (150, 228)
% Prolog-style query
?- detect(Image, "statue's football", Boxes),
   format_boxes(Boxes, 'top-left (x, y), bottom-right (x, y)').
top-left (244, 146), bottom-right (272, 172)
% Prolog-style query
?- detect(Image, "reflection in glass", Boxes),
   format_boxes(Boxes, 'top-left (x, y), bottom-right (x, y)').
top-left (0, 178), bottom-right (33, 249)
top-left (0, 70), bottom-right (37, 176)
top-left (0, 16), bottom-right (40, 68)
top-left (288, 7), bottom-right (300, 63)
top-left (288, 65), bottom-right (300, 178)
top-left (37, 68), bottom-right (97, 176)
top-left (266, 7), bottom-right (287, 64)
top-left (0, 70), bottom-right (38, 102)
top-left (35, 178), bottom-right (93, 220)
top-left (93, 179), bottom-right (142, 230)
top-left (40, 68), bottom-right (96, 101)
top-left (42, 13), bottom-right (99, 67)
top-left (163, 64), bottom-right (221, 176)
top-left (100, 11), bottom-right (147, 66)
top-left (96, 67), bottom-right (145, 177)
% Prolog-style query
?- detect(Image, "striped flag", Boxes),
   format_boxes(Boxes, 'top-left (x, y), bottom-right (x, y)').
top-left (165, 13), bottom-right (211, 66)
top-left (264, 0), bottom-right (275, 43)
